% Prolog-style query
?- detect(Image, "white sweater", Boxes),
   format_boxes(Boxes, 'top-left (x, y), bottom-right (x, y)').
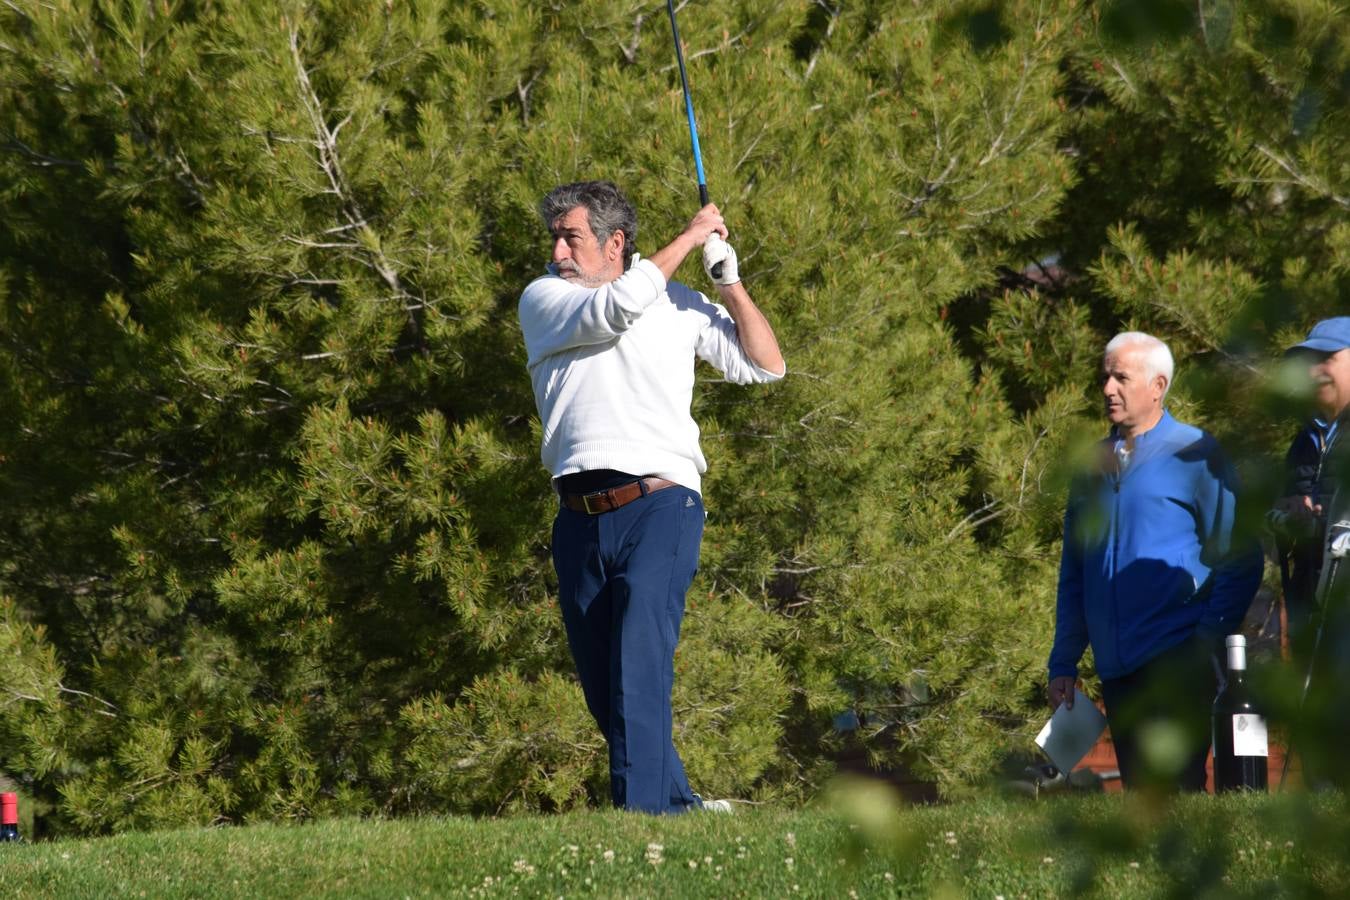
top-left (518, 257), bottom-right (784, 494)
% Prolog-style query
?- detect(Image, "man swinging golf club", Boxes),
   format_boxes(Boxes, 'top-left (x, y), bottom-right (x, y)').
top-left (518, 181), bottom-right (785, 814)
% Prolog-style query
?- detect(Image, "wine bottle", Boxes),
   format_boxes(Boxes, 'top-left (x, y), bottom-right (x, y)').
top-left (1212, 634), bottom-right (1268, 793)
top-left (0, 793), bottom-right (20, 842)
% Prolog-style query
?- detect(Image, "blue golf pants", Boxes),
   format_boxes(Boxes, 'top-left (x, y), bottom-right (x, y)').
top-left (552, 483), bottom-right (704, 814)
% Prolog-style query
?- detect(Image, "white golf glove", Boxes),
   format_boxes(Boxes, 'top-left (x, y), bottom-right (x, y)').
top-left (702, 234), bottom-right (739, 286)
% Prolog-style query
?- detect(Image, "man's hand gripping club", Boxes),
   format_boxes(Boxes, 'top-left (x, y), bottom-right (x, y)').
top-left (648, 203), bottom-right (783, 376)
top-left (702, 234), bottom-right (739, 286)
top-left (647, 203), bottom-right (726, 282)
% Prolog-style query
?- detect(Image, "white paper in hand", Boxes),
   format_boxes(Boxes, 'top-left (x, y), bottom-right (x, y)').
top-left (1035, 689), bottom-right (1108, 774)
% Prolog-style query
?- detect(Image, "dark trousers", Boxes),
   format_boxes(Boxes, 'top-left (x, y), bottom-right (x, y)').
top-left (1100, 635), bottom-right (1221, 792)
top-left (551, 484), bottom-right (704, 814)
top-left (1294, 567), bottom-right (1350, 790)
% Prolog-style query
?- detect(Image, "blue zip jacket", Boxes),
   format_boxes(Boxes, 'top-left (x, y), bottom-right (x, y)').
top-left (1048, 411), bottom-right (1263, 681)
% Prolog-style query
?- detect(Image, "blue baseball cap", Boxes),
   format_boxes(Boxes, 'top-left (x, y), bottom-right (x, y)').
top-left (1288, 317), bottom-right (1350, 355)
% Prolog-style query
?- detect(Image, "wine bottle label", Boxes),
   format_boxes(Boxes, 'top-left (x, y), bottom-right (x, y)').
top-left (1232, 714), bottom-right (1268, 757)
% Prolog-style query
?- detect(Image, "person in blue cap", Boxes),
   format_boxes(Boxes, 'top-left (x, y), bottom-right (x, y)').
top-left (1270, 317), bottom-right (1350, 640)
top-left (1270, 317), bottom-right (1350, 790)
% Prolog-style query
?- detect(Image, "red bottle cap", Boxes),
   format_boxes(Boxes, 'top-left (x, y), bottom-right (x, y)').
top-left (1, 793), bottom-right (16, 826)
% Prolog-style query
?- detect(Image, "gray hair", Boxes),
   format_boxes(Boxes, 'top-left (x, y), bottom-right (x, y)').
top-left (539, 181), bottom-right (638, 269)
top-left (1106, 331), bottom-right (1174, 398)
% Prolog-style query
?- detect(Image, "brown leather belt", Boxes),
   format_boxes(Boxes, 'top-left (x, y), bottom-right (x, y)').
top-left (560, 477), bottom-right (677, 515)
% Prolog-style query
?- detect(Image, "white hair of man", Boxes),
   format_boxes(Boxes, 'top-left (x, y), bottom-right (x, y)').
top-left (1105, 331), bottom-right (1174, 399)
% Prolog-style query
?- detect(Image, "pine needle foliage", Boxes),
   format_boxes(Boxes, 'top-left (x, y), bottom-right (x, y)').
top-left (0, 0), bottom-right (1344, 833)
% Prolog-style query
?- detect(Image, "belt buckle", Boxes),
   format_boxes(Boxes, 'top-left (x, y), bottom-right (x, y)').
top-left (582, 490), bottom-right (608, 515)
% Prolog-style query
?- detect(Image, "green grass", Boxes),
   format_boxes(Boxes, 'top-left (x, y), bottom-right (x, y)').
top-left (0, 788), bottom-right (1345, 898)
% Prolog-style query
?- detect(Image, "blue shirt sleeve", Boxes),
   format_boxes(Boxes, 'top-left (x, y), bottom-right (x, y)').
top-left (1048, 489), bottom-right (1090, 680)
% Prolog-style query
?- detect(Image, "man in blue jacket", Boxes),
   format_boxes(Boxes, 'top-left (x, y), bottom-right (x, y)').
top-left (1047, 332), bottom-right (1263, 791)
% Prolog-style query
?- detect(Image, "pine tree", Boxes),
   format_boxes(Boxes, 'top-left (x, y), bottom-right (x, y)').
top-left (1, 0), bottom-right (1344, 834)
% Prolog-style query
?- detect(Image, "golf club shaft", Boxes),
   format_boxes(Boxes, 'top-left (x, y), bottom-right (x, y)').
top-left (666, 1), bottom-right (723, 278)
top-left (667, 0), bottom-right (707, 203)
